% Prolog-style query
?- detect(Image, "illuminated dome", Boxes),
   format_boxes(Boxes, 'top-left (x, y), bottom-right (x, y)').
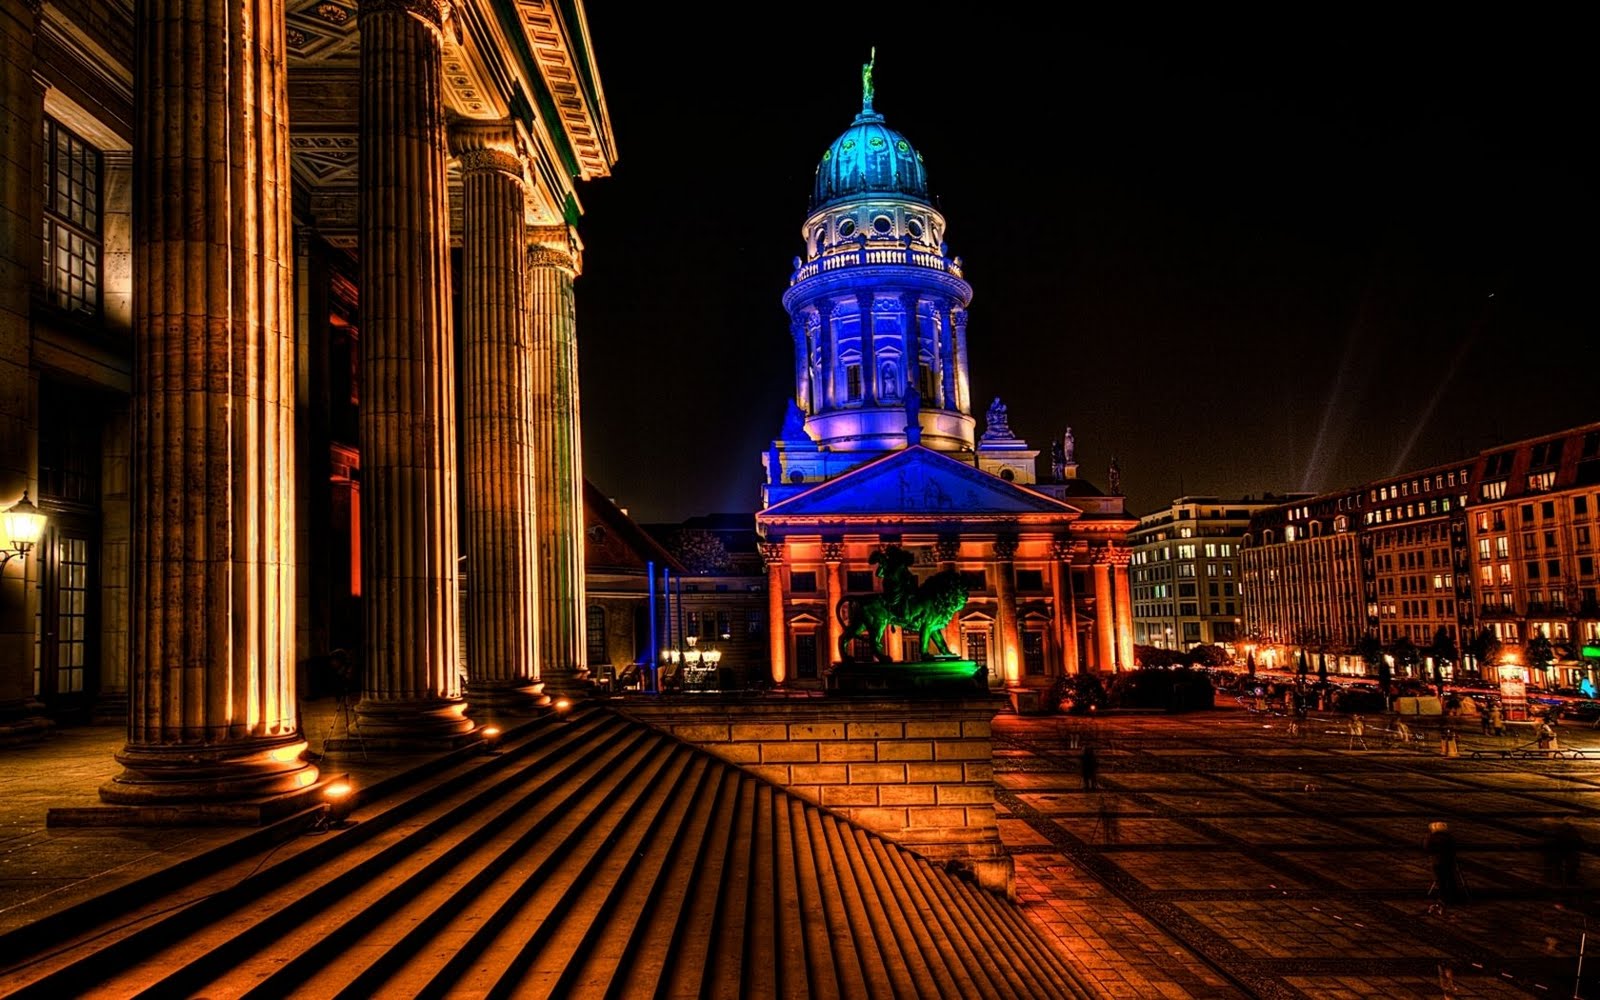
top-left (812, 111), bottom-right (929, 210)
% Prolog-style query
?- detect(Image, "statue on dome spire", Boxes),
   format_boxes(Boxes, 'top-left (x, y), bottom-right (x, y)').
top-left (861, 47), bottom-right (877, 113)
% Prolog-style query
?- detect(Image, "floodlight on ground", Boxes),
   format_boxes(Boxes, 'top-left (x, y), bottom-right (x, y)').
top-left (554, 698), bottom-right (573, 721)
top-left (323, 780), bottom-right (356, 828)
top-left (481, 725), bottom-right (502, 752)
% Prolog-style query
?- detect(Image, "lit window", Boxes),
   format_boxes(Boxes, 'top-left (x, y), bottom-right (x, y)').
top-left (42, 117), bottom-right (102, 317)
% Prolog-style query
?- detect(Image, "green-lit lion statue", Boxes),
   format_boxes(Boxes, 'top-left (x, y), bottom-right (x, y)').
top-left (836, 545), bottom-right (968, 663)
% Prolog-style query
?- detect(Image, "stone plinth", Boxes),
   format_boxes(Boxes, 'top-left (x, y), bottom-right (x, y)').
top-left (622, 696), bottom-right (1013, 897)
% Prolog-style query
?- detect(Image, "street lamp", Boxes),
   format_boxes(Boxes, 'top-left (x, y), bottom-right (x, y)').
top-left (0, 491), bottom-right (47, 569)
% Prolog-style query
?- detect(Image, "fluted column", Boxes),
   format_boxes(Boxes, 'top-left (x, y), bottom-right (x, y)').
top-left (993, 535), bottom-right (1020, 685)
top-left (823, 542), bottom-right (844, 666)
top-left (454, 123), bottom-right (546, 715)
top-left (856, 289), bottom-right (877, 404)
top-left (791, 316), bottom-right (809, 414)
top-left (527, 229), bottom-right (589, 694)
top-left (1092, 553), bottom-right (1116, 672)
top-left (900, 291), bottom-right (921, 398)
top-left (761, 542), bottom-right (787, 685)
top-left (952, 308), bottom-right (970, 414)
top-left (1051, 538), bottom-right (1079, 676)
top-left (0, 1), bottom-right (48, 744)
top-left (353, 0), bottom-right (471, 743)
top-left (102, 0), bottom-right (315, 801)
top-left (938, 304), bottom-right (956, 411)
top-left (936, 534), bottom-right (962, 655)
top-left (817, 301), bottom-right (836, 409)
top-left (1112, 552), bottom-right (1135, 671)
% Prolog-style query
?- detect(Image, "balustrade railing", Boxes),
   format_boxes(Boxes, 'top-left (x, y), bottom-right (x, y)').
top-left (790, 243), bottom-right (963, 284)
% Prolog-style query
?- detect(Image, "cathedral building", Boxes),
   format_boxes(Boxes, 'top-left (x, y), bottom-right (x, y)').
top-left (753, 62), bottom-right (1136, 693)
top-left (0, 0), bottom-right (613, 805)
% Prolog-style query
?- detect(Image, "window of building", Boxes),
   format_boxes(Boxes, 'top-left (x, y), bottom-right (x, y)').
top-left (1578, 496), bottom-right (1590, 516)
top-left (965, 631), bottom-right (988, 667)
top-left (1548, 559), bottom-right (1562, 579)
top-left (42, 117), bottom-right (102, 317)
top-left (1015, 569), bottom-right (1044, 591)
top-left (1496, 536), bottom-right (1509, 559)
top-left (1543, 501), bottom-right (1556, 520)
top-left (747, 609), bottom-right (763, 635)
top-left (1526, 561), bottom-right (1540, 580)
top-left (794, 632), bottom-right (818, 680)
top-left (959, 569), bottom-right (987, 592)
top-left (790, 571), bottom-right (817, 593)
top-left (845, 364), bottom-right (862, 401)
top-left (1022, 631), bottom-right (1044, 676)
top-left (715, 610), bottom-right (731, 638)
top-left (847, 570), bottom-right (874, 592)
top-left (685, 610), bottom-right (699, 637)
top-left (586, 606), bottom-right (607, 665)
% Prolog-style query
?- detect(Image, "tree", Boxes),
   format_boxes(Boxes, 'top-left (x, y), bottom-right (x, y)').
top-left (1427, 626), bottom-right (1459, 686)
top-left (1468, 627), bottom-right (1503, 675)
top-left (1390, 636), bottom-right (1421, 681)
top-left (669, 530), bottom-right (731, 575)
top-left (1190, 644), bottom-right (1230, 669)
top-left (1527, 629), bottom-right (1556, 687)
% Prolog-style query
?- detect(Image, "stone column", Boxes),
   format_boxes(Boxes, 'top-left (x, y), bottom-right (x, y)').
top-left (761, 541), bottom-right (787, 685)
top-left (103, 0), bottom-right (316, 800)
top-left (993, 535), bottom-right (1020, 685)
top-left (952, 308), bottom-right (970, 414)
top-left (823, 541), bottom-right (844, 665)
top-left (817, 301), bottom-right (836, 409)
top-left (791, 316), bottom-right (809, 414)
top-left (936, 534), bottom-right (961, 655)
top-left (1113, 552), bottom-right (1135, 671)
top-left (899, 291), bottom-right (921, 395)
top-left (1092, 553), bottom-right (1116, 672)
top-left (353, 0), bottom-right (471, 744)
top-left (938, 303), bottom-right (956, 411)
top-left (1051, 538), bottom-right (1079, 676)
top-left (0, 1), bottom-right (47, 744)
top-left (454, 123), bottom-right (546, 715)
top-left (527, 228), bottom-right (589, 694)
top-left (856, 289), bottom-right (877, 405)
top-left (96, 403), bottom-right (132, 723)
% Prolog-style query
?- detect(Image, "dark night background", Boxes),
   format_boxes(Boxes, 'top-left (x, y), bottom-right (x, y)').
top-left (574, 11), bottom-right (1593, 523)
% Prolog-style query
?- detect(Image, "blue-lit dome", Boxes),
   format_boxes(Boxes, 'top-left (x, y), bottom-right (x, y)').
top-left (812, 111), bottom-right (929, 210)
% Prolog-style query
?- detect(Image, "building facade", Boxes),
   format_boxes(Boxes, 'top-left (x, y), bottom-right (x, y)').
top-left (1242, 425), bottom-right (1600, 689)
top-left (752, 68), bottom-right (1136, 691)
top-left (1, 0), bottom-right (614, 803)
top-left (1130, 495), bottom-right (1297, 651)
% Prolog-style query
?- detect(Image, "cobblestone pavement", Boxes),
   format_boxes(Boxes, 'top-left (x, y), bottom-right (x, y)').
top-left (997, 705), bottom-right (1600, 1000)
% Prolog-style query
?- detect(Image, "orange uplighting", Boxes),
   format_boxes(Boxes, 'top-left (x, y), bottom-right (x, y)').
top-left (324, 779), bottom-right (356, 826)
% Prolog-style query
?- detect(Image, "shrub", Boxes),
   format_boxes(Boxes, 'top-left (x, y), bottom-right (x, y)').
top-left (1105, 667), bottom-right (1216, 713)
top-left (1053, 672), bottom-right (1107, 715)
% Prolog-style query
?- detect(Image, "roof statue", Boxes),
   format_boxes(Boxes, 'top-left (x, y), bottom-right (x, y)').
top-left (1049, 440), bottom-right (1065, 482)
top-left (1062, 426), bottom-right (1075, 464)
top-left (1108, 456), bottom-right (1122, 495)
top-left (780, 398), bottom-right (808, 439)
top-left (861, 46), bottom-right (876, 113)
top-left (983, 396), bottom-right (1011, 440)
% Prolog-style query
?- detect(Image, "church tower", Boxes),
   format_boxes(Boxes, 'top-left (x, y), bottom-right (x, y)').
top-left (766, 52), bottom-right (979, 500)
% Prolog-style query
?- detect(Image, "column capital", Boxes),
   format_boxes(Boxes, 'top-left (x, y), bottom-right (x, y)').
top-left (527, 244), bottom-right (576, 274)
top-left (528, 224), bottom-right (579, 274)
top-left (450, 122), bottom-right (524, 180)
top-left (822, 541), bottom-right (844, 564)
top-left (359, 0), bottom-right (450, 30)
top-left (992, 534), bottom-right (1018, 561)
top-left (1050, 537), bottom-right (1075, 562)
top-left (898, 290), bottom-right (920, 311)
top-left (935, 534), bottom-right (960, 564)
top-left (759, 541), bottom-right (785, 567)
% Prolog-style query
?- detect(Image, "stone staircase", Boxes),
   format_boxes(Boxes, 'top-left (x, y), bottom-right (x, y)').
top-left (0, 706), bottom-right (1093, 998)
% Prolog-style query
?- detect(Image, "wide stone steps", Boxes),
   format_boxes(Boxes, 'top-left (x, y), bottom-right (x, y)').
top-left (0, 707), bottom-right (1092, 999)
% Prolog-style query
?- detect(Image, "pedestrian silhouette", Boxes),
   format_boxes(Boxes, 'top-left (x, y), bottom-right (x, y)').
top-left (1096, 795), bottom-right (1119, 844)
top-left (1081, 744), bottom-right (1099, 791)
top-left (1424, 820), bottom-right (1466, 909)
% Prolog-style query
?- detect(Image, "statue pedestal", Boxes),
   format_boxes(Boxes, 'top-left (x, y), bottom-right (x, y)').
top-left (825, 659), bottom-right (986, 696)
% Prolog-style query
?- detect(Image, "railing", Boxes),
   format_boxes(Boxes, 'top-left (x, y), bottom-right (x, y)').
top-left (790, 244), bottom-right (964, 285)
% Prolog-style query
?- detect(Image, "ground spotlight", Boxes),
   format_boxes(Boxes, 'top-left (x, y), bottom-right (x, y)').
top-left (481, 725), bottom-right (503, 752)
top-left (323, 780), bottom-right (356, 829)
top-left (554, 698), bottom-right (573, 721)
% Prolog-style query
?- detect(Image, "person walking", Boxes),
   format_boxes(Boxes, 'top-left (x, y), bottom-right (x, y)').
top-left (1081, 744), bottom-right (1099, 791)
top-left (1487, 702), bottom-right (1504, 737)
top-left (1425, 821), bottom-right (1466, 910)
top-left (1096, 795), bottom-right (1120, 845)
top-left (1349, 714), bottom-right (1368, 749)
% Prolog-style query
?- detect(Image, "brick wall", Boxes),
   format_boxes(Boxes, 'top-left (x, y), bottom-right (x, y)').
top-left (622, 697), bottom-right (1013, 897)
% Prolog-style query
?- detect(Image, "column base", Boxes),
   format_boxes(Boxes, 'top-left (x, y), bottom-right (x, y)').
top-left (99, 733), bottom-right (319, 805)
top-left (538, 665), bottom-right (593, 698)
top-left (465, 679), bottom-right (550, 717)
top-left (343, 696), bottom-right (476, 751)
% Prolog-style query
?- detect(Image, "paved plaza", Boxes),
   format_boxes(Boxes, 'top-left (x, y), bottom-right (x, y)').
top-left (997, 705), bottom-right (1600, 999)
top-left (2, 699), bottom-right (1598, 998)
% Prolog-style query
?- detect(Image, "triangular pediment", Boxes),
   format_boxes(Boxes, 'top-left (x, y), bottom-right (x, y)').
top-left (759, 446), bottom-right (1082, 525)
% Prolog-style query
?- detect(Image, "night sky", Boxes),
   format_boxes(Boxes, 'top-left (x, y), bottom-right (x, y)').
top-left (574, 12), bottom-right (1592, 524)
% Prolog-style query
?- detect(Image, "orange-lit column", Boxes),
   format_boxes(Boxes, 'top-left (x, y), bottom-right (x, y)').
top-left (453, 123), bottom-right (546, 715)
top-left (937, 535), bottom-right (962, 655)
top-left (823, 541), bottom-right (844, 665)
top-left (354, 0), bottom-right (472, 744)
top-left (527, 228), bottom-right (589, 695)
top-left (761, 541), bottom-right (787, 685)
top-left (993, 536), bottom-right (1020, 684)
top-left (1051, 538), bottom-right (1080, 675)
top-left (103, 0), bottom-right (316, 802)
top-left (1112, 550), bottom-right (1135, 671)
top-left (1093, 553), bottom-right (1115, 672)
